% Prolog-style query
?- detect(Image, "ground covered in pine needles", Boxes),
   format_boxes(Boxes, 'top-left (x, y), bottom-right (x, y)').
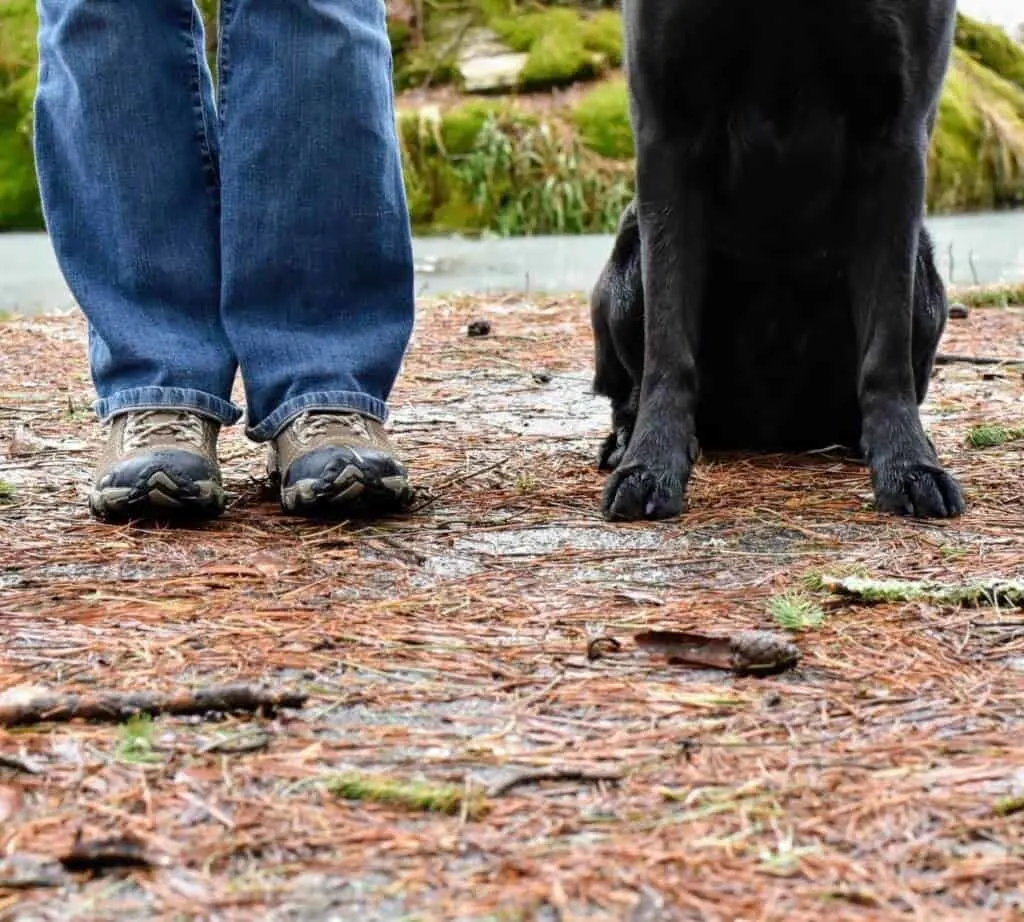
top-left (1, 293), bottom-right (1022, 921)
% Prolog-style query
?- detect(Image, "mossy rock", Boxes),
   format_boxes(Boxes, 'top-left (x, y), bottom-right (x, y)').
top-left (955, 13), bottom-right (1024, 89)
top-left (491, 7), bottom-right (615, 91)
top-left (491, 8), bottom-right (579, 53)
top-left (572, 77), bottom-right (633, 159)
top-left (520, 28), bottom-right (602, 90)
top-left (928, 48), bottom-right (1024, 211)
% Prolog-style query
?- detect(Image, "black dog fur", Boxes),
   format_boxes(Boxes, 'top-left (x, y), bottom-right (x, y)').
top-left (592, 0), bottom-right (965, 521)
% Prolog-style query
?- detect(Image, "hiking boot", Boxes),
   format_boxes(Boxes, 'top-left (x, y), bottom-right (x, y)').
top-left (89, 410), bottom-right (225, 521)
top-left (270, 411), bottom-right (413, 517)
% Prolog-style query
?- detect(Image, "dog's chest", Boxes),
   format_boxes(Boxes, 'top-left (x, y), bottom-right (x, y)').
top-left (640, 0), bottom-right (910, 146)
top-left (635, 0), bottom-right (911, 251)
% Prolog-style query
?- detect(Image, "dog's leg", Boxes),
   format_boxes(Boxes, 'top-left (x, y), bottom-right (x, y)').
top-left (602, 145), bottom-right (703, 520)
top-left (599, 385), bottom-right (640, 471)
top-left (592, 263), bottom-right (635, 471)
top-left (593, 201), bottom-right (644, 471)
top-left (850, 148), bottom-right (964, 518)
top-left (911, 225), bottom-right (946, 404)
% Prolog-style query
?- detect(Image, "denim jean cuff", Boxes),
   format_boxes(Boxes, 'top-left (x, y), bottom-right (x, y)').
top-left (245, 391), bottom-right (390, 442)
top-left (95, 387), bottom-right (243, 426)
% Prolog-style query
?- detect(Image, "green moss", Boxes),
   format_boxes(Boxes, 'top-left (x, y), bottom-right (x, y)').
top-left (572, 78), bottom-right (633, 159)
top-left (928, 48), bottom-right (1024, 211)
top-left (326, 771), bottom-right (488, 818)
top-left (520, 27), bottom-right (600, 90)
top-left (491, 8), bottom-right (613, 91)
top-left (929, 64), bottom-right (985, 210)
top-left (491, 9), bottom-right (580, 53)
top-left (394, 43), bottom-right (460, 93)
top-left (0, 0), bottom-right (42, 230)
top-left (440, 99), bottom-right (508, 154)
top-left (817, 575), bottom-right (1024, 607)
top-left (966, 423), bottom-right (1024, 448)
top-left (581, 11), bottom-right (624, 68)
top-left (388, 19), bottom-right (412, 56)
top-left (955, 13), bottom-right (1024, 89)
top-left (0, 101), bottom-right (42, 230)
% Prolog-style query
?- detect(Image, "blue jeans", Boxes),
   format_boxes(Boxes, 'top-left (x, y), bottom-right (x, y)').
top-left (34, 0), bottom-right (414, 441)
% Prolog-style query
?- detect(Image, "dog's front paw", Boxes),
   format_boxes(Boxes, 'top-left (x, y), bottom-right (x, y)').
top-left (872, 460), bottom-right (965, 518)
top-left (602, 461), bottom-right (687, 521)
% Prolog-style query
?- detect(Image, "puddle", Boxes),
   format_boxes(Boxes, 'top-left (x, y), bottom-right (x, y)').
top-left (453, 524), bottom-right (681, 558)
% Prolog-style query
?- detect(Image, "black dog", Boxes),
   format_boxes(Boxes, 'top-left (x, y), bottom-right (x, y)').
top-left (591, 0), bottom-right (965, 522)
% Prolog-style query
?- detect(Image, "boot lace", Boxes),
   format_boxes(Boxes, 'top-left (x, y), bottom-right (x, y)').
top-left (291, 412), bottom-right (371, 445)
top-left (122, 410), bottom-right (207, 451)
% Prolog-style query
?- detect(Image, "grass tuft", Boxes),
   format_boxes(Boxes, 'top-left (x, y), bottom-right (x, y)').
top-left (115, 714), bottom-right (162, 765)
top-left (767, 591), bottom-right (826, 631)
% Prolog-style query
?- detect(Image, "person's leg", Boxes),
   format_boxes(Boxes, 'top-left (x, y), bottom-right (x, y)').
top-left (35, 0), bottom-right (240, 519)
top-left (217, 0), bottom-right (415, 513)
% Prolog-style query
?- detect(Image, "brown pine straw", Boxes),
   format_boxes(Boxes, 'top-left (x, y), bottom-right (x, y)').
top-left (1, 297), bottom-right (1022, 920)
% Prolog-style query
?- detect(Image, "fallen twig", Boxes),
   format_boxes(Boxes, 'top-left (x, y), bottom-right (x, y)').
top-left (486, 767), bottom-right (623, 797)
top-left (0, 752), bottom-right (43, 775)
top-left (0, 683), bottom-right (307, 728)
top-left (411, 453), bottom-right (516, 512)
top-left (935, 353), bottom-right (1024, 367)
top-left (815, 575), bottom-right (1024, 608)
top-left (196, 728), bottom-right (272, 755)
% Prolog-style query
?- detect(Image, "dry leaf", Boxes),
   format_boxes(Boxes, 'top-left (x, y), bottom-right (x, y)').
top-left (634, 630), bottom-right (800, 675)
top-left (60, 833), bottom-right (160, 873)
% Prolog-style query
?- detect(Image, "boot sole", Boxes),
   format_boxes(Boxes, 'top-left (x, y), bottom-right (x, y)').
top-left (89, 471), bottom-right (226, 523)
top-left (280, 463), bottom-right (412, 517)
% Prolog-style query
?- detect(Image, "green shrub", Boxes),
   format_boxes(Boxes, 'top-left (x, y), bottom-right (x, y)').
top-left (0, 0), bottom-right (42, 229)
top-left (572, 78), bottom-right (633, 159)
top-left (397, 105), bottom-right (633, 236)
top-left (440, 99), bottom-right (510, 154)
top-left (388, 19), bottom-right (412, 56)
